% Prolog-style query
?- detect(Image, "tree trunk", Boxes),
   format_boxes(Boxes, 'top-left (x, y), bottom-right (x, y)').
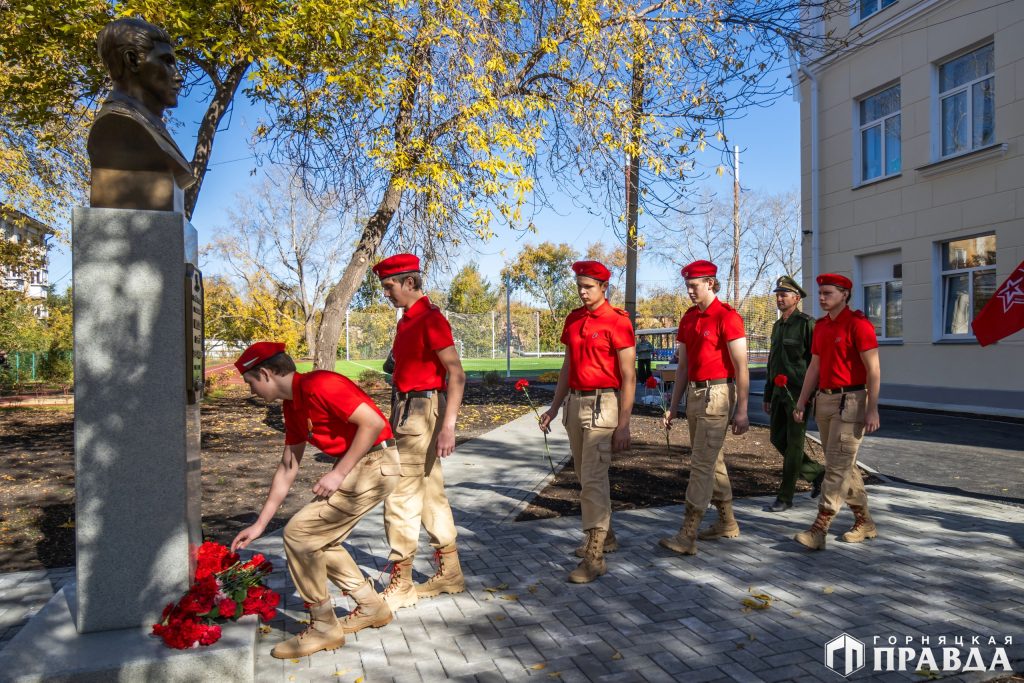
top-left (312, 179), bottom-right (404, 369)
top-left (311, 36), bottom-right (429, 370)
top-left (184, 61), bottom-right (250, 220)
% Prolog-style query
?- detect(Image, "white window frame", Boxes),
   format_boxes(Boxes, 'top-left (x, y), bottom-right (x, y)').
top-left (857, 251), bottom-right (902, 343)
top-left (855, 0), bottom-right (897, 24)
top-left (855, 83), bottom-right (901, 185)
top-left (933, 42), bottom-right (995, 161)
top-left (933, 233), bottom-right (997, 341)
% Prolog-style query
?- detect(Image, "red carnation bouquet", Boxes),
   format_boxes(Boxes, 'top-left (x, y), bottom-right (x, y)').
top-left (152, 541), bottom-right (280, 649)
top-left (645, 376), bottom-right (671, 455)
top-left (515, 378), bottom-right (556, 475)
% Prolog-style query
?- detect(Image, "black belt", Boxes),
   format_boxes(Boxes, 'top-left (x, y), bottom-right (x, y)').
top-left (570, 388), bottom-right (617, 396)
top-left (689, 378), bottom-right (733, 389)
top-left (396, 390), bottom-right (435, 400)
top-left (368, 439), bottom-right (394, 453)
top-left (818, 384), bottom-right (865, 395)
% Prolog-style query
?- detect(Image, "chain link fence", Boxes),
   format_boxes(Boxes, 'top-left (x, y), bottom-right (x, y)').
top-left (0, 350), bottom-right (73, 387)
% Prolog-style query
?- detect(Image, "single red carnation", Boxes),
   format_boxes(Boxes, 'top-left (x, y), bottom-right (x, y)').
top-left (217, 598), bottom-right (237, 619)
top-left (514, 378), bottom-right (529, 392)
top-left (773, 374), bottom-right (789, 387)
top-left (645, 376), bottom-right (658, 388)
top-left (197, 623), bottom-right (222, 646)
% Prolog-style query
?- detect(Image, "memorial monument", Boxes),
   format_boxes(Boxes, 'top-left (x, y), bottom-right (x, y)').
top-left (0, 18), bottom-right (256, 681)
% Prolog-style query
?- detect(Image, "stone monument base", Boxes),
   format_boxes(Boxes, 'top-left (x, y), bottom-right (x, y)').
top-left (0, 583), bottom-right (257, 682)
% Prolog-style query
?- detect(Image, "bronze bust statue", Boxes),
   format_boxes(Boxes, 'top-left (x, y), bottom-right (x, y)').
top-left (88, 18), bottom-right (195, 212)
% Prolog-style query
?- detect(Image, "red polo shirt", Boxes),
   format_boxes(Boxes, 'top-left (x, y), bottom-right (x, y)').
top-left (392, 296), bottom-right (455, 393)
top-left (283, 371), bottom-right (392, 456)
top-left (560, 300), bottom-right (635, 391)
top-left (811, 306), bottom-right (878, 389)
top-left (676, 298), bottom-right (746, 381)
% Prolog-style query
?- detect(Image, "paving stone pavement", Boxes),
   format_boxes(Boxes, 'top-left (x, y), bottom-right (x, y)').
top-left (1, 414), bottom-right (1022, 682)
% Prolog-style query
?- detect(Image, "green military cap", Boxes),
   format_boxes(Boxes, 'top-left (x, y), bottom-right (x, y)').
top-left (773, 275), bottom-right (806, 298)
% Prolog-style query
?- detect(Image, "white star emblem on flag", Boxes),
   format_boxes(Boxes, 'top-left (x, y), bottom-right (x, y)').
top-left (996, 275), bottom-right (1024, 313)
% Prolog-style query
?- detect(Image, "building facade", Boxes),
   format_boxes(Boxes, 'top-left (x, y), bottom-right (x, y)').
top-left (1, 206), bottom-right (50, 318)
top-left (798, 0), bottom-right (1024, 416)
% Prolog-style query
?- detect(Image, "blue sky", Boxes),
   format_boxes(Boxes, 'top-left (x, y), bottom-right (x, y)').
top-left (48, 88), bottom-right (801, 294)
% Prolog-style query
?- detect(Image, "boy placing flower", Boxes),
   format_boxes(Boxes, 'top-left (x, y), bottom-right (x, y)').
top-left (229, 342), bottom-right (401, 659)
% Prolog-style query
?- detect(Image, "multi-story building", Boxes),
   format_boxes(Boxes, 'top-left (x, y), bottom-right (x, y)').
top-left (797, 0), bottom-right (1024, 417)
top-left (1, 206), bottom-right (50, 318)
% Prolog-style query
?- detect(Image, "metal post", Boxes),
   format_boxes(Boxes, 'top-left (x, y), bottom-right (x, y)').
top-left (344, 309), bottom-right (350, 361)
top-left (535, 311), bottom-right (540, 356)
top-left (732, 145), bottom-right (741, 307)
top-left (491, 310), bottom-right (496, 359)
top-left (505, 276), bottom-right (512, 378)
top-left (625, 50), bottom-right (643, 328)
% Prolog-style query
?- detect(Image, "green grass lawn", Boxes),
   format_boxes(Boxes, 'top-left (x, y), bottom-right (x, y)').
top-left (294, 356), bottom-right (566, 381)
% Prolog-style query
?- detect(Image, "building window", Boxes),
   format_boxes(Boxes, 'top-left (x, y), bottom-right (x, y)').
top-left (859, 85), bottom-right (900, 182)
top-left (939, 234), bottom-right (996, 338)
top-left (859, 251), bottom-right (902, 341)
top-left (938, 43), bottom-right (994, 158)
top-left (859, 0), bottom-right (896, 21)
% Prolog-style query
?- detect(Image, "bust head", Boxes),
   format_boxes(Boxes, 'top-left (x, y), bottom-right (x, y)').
top-left (97, 18), bottom-right (182, 118)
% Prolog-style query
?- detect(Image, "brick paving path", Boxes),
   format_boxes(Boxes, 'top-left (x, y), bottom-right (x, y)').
top-left (1, 414), bottom-right (1022, 681)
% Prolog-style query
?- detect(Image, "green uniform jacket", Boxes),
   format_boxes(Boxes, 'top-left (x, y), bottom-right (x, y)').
top-left (764, 310), bottom-right (815, 404)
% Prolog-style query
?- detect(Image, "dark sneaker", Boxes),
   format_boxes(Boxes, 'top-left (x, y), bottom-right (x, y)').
top-left (765, 498), bottom-right (792, 512)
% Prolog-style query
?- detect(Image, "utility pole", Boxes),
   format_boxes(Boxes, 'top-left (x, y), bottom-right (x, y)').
top-left (625, 50), bottom-right (643, 327)
top-left (731, 145), bottom-right (741, 307)
top-left (505, 275), bottom-right (512, 378)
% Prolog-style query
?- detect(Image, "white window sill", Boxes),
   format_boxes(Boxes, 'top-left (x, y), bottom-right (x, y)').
top-left (853, 172), bottom-right (902, 190)
top-left (916, 143), bottom-right (1008, 178)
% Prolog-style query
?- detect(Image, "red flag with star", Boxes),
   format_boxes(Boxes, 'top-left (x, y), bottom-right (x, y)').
top-left (972, 259), bottom-right (1024, 346)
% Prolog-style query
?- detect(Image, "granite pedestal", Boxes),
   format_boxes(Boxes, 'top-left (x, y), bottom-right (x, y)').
top-left (71, 207), bottom-right (203, 634)
top-left (0, 584), bottom-right (257, 682)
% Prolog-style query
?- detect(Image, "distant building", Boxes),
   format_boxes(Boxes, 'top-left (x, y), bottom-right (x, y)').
top-left (1, 206), bottom-right (50, 318)
top-left (797, 0), bottom-right (1024, 417)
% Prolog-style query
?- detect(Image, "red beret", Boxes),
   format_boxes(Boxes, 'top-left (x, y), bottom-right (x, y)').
top-left (235, 341), bottom-right (286, 375)
top-left (680, 260), bottom-right (717, 279)
top-left (372, 253), bottom-right (421, 279)
top-left (816, 273), bottom-right (853, 290)
top-left (572, 260), bottom-right (611, 282)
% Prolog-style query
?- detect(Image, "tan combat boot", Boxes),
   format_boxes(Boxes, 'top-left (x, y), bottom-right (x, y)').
top-left (794, 506), bottom-right (836, 550)
top-left (341, 579), bottom-right (394, 634)
top-left (697, 500), bottom-right (741, 540)
top-left (567, 527), bottom-right (607, 583)
top-left (842, 505), bottom-right (878, 543)
top-left (658, 503), bottom-right (703, 555)
top-left (380, 558), bottom-right (417, 611)
top-left (575, 525), bottom-right (619, 557)
top-left (270, 598), bottom-right (346, 659)
top-left (417, 544), bottom-right (466, 598)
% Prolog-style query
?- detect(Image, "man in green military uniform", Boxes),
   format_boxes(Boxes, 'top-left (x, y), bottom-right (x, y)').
top-left (763, 276), bottom-right (825, 512)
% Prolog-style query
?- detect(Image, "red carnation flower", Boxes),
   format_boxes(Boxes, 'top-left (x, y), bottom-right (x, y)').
top-left (645, 376), bottom-right (659, 389)
top-left (217, 598), bottom-right (237, 619)
top-left (196, 623), bottom-right (222, 647)
top-left (514, 378), bottom-right (529, 392)
top-left (773, 374), bottom-right (789, 387)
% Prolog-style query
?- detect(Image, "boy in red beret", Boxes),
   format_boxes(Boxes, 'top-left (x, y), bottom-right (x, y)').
top-left (372, 254), bottom-right (467, 609)
top-left (660, 260), bottom-right (750, 556)
top-left (791, 273), bottom-right (881, 549)
top-left (539, 260), bottom-right (635, 583)
top-left (230, 342), bottom-right (400, 658)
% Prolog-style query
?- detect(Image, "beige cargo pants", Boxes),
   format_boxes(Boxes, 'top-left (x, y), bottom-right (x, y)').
top-left (283, 446), bottom-right (400, 603)
top-left (683, 383), bottom-right (736, 510)
top-left (815, 390), bottom-right (869, 515)
top-left (563, 390), bottom-right (619, 532)
top-left (384, 392), bottom-right (458, 561)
